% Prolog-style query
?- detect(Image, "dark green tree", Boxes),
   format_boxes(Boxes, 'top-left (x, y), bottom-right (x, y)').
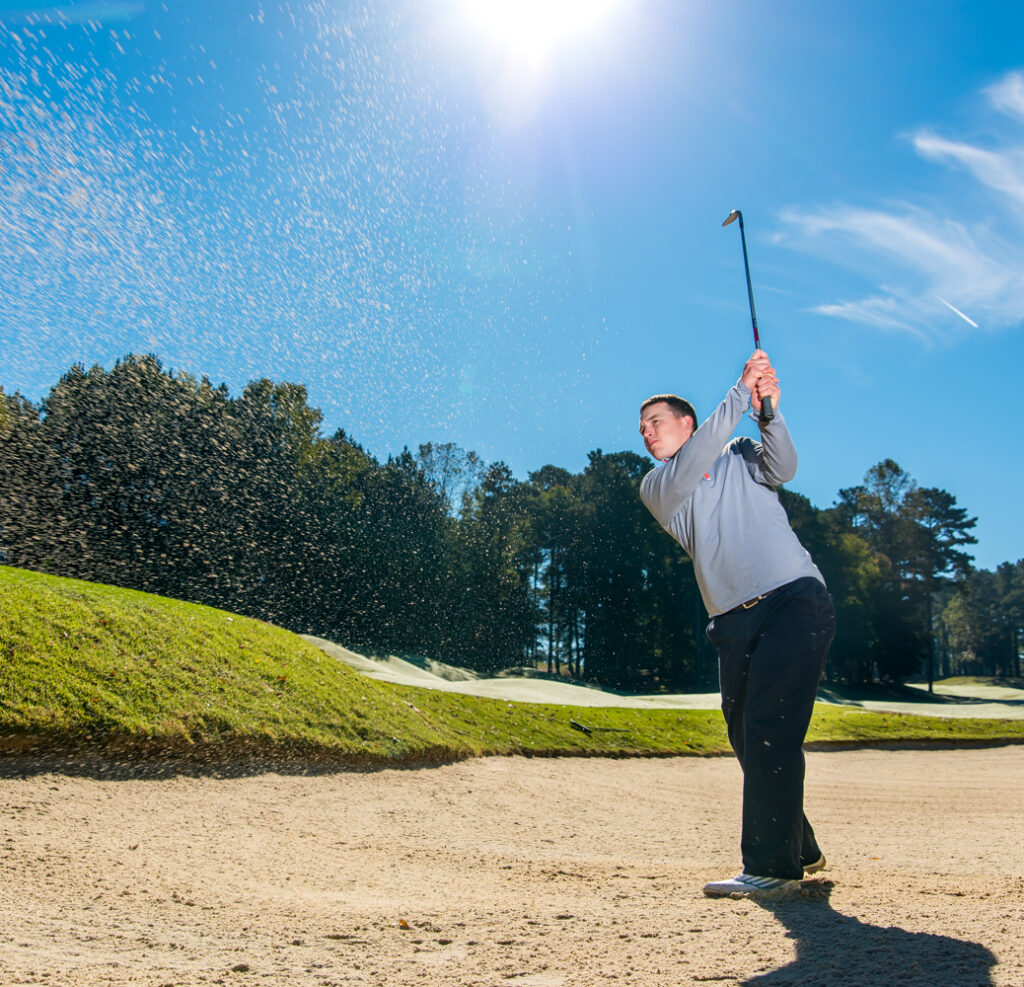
top-left (943, 562), bottom-right (1023, 678)
top-left (0, 389), bottom-right (62, 569)
top-left (364, 449), bottom-right (450, 655)
top-left (440, 462), bottom-right (538, 672)
top-left (20, 356), bottom-right (243, 596)
top-left (780, 489), bottom-right (884, 684)
top-left (572, 451), bottom-right (652, 689)
top-left (903, 485), bottom-right (977, 688)
top-left (836, 460), bottom-right (974, 684)
top-left (526, 465), bottom-right (580, 676)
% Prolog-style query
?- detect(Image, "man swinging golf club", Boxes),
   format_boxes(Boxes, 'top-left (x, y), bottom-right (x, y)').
top-left (638, 347), bottom-right (835, 897)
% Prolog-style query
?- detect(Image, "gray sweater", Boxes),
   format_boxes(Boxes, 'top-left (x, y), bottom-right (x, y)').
top-left (639, 380), bottom-right (825, 617)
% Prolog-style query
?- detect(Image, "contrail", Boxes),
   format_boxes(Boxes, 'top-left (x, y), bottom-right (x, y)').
top-left (936, 295), bottom-right (979, 328)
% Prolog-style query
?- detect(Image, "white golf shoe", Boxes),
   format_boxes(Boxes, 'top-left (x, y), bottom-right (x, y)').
top-left (703, 873), bottom-right (800, 898)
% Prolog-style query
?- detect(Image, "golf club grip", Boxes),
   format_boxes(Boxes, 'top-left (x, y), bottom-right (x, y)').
top-left (759, 396), bottom-right (775, 423)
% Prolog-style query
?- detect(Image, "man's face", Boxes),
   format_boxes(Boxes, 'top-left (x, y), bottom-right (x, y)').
top-left (639, 402), bottom-right (693, 461)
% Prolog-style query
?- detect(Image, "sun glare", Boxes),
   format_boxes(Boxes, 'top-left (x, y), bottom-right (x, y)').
top-left (460, 0), bottom-right (622, 65)
top-left (451, 0), bottom-right (626, 126)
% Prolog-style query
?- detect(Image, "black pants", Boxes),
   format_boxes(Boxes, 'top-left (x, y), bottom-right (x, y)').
top-left (706, 576), bottom-right (836, 880)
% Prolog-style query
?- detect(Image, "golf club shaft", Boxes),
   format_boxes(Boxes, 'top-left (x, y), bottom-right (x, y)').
top-left (735, 213), bottom-right (774, 422)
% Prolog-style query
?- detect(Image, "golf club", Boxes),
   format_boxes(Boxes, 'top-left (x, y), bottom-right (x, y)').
top-left (722, 209), bottom-right (774, 422)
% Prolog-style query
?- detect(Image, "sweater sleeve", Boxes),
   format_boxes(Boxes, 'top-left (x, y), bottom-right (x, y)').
top-left (640, 381), bottom-right (751, 527)
top-left (746, 408), bottom-right (798, 486)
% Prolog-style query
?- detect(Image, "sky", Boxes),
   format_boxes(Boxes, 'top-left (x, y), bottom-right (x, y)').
top-left (1, 0), bottom-right (1022, 571)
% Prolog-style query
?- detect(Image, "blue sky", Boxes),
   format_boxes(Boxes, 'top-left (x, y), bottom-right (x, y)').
top-left (1, 0), bottom-right (1022, 570)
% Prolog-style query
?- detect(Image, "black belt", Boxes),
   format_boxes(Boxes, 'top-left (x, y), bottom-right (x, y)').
top-left (723, 587), bottom-right (776, 615)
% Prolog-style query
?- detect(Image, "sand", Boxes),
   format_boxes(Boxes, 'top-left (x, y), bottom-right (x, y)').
top-left (1, 746), bottom-right (1022, 986)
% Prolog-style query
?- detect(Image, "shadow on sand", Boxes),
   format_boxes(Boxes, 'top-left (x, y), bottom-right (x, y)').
top-left (743, 882), bottom-right (996, 987)
top-left (0, 750), bottom-right (466, 781)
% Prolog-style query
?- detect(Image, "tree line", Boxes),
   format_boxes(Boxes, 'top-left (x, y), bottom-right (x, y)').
top-left (1, 355), bottom-right (1020, 689)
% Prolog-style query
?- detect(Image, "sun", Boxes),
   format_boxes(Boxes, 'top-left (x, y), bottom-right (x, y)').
top-left (458, 0), bottom-right (623, 67)
top-left (448, 0), bottom-right (626, 125)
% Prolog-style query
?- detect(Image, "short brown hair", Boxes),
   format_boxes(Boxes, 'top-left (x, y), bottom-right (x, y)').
top-left (640, 394), bottom-right (697, 430)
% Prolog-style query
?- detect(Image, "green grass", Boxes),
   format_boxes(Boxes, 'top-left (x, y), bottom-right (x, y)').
top-left (2, 564), bottom-right (1023, 765)
top-left (932, 674), bottom-right (1024, 689)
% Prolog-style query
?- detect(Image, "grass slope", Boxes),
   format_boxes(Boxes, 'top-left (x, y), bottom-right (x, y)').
top-left (2, 565), bottom-right (1023, 765)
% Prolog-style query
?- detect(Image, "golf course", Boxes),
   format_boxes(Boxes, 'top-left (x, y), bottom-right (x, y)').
top-left (5, 0), bottom-right (1024, 983)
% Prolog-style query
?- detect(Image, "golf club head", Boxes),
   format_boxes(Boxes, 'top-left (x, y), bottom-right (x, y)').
top-left (721, 209), bottom-right (741, 227)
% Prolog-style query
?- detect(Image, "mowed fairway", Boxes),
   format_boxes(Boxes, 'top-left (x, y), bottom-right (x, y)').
top-left (1, 746), bottom-right (1022, 986)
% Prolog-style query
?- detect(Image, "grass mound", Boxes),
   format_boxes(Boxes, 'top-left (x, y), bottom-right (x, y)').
top-left (2, 565), bottom-right (1023, 766)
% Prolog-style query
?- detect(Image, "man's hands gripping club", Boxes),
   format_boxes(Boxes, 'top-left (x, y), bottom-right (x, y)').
top-left (741, 350), bottom-right (780, 420)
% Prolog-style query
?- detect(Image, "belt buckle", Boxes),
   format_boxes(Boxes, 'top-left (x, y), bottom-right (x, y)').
top-left (741, 594), bottom-right (765, 610)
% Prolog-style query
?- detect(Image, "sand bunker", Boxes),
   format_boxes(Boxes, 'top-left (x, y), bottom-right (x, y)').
top-left (1, 747), bottom-right (1021, 985)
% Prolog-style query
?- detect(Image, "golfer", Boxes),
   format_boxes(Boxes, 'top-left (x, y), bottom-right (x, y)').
top-left (638, 350), bottom-right (835, 897)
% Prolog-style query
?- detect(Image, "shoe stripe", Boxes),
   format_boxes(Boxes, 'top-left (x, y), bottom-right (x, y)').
top-left (740, 874), bottom-right (793, 889)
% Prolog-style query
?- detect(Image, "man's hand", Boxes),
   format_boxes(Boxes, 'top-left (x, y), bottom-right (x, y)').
top-left (741, 349), bottom-right (781, 414)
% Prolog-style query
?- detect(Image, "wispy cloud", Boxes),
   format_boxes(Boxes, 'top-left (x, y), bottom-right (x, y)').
top-left (986, 73), bottom-right (1024, 121)
top-left (778, 71), bottom-right (1024, 339)
top-left (814, 293), bottom-right (929, 339)
top-left (913, 132), bottom-right (1024, 208)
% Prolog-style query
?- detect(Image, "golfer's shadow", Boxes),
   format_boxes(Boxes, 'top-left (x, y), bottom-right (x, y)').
top-left (742, 882), bottom-right (996, 987)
